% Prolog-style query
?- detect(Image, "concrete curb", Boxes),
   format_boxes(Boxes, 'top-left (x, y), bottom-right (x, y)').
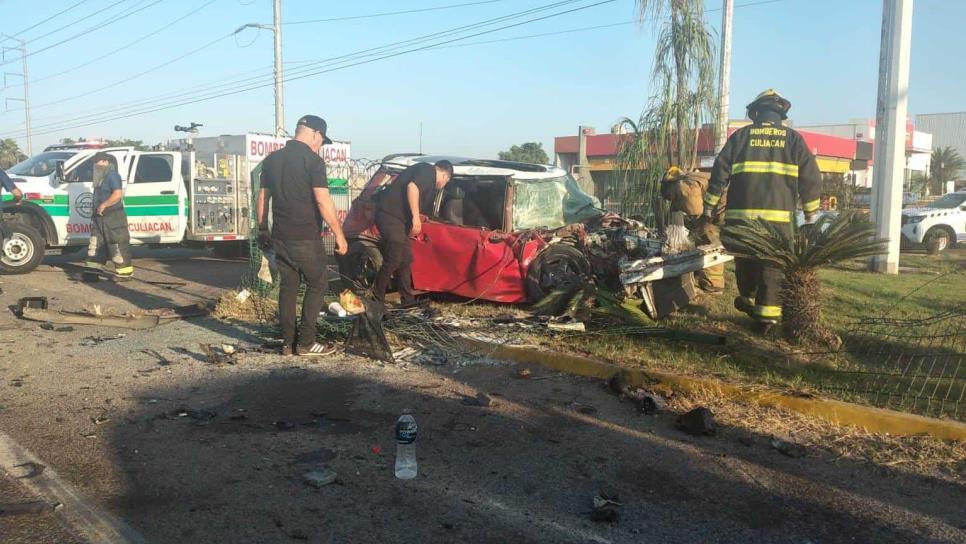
top-left (465, 339), bottom-right (966, 442)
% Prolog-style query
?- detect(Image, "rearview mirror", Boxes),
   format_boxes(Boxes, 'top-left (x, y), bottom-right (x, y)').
top-left (55, 161), bottom-right (65, 181)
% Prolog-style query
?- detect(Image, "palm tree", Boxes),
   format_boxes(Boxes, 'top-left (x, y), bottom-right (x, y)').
top-left (616, 0), bottom-right (716, 226)
top-left (720, 212), bottom-right (886, 345)
top-left (0, 139), bottom-right (26, 169)
top-left (930, 147), bottom-right (965, 195)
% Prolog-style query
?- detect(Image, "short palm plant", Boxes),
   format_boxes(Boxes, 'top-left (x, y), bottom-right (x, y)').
top-left (720, 211), bottom-right (886, 345)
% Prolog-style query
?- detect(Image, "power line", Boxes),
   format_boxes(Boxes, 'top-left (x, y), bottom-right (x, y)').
top-left (5, 0), bottom-right (614, 137)
top-left (1, 0), bottom-right (163, 67)
top-left (22, 0), bottom-right (589, 117)
top-left (17, 0), bottom-right (134, 46)
top-left (31, 0), bottom-right (220, 85)
top-left (3, 0), bottom-right (787, 137)
top-left (431, 0), bottom-right (789, 49)
top-left (284, 0), bottom-right (513, 25)
top-left (7, 0), bottom-right (93, 38)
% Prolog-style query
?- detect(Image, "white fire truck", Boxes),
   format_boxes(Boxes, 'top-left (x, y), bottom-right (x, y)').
top-left (0, 127), bottom-right (352, 274)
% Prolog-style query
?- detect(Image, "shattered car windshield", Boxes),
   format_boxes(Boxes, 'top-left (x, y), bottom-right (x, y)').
top-left (512, 175), bottom-right (602, 230)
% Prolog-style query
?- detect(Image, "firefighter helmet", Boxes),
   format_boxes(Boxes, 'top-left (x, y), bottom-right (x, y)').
top-left (746, 89), bottom-right (791, 119)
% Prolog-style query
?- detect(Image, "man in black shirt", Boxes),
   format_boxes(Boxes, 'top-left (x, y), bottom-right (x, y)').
top-left (257, 115), bottom-right (348, 356)
top-left (372, 160), bottom-right (453, 305)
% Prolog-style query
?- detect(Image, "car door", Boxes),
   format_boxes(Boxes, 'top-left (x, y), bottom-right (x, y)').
top-left (123, 152), bottom-right (184, 243)
top-left (62, 148), bottom-right (133, 246)
top-left (410, 179), bottom-right (529, 303)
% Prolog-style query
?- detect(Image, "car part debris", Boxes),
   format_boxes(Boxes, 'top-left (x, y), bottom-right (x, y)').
top-left (345, 297), bottom-right (392, 362)
top-left (0, 501), bottom-right (49, 517)
top-left (677, 407), bottom-right (716, 436)
top-left (12, 461), bottom-right (46, 479)
top-left (515, 368), bottom-right (532, 379)
top-left (590, 488), bottom-right (622, 523)
top-left (547, 320), bottom-right (586, 332)
top-left (302, 468), bottom-right (338, 488)
top-left (235, 289), bottom-right (251, 303)
top-left (199, 343), bottom-right (239, 365)
top-left (140, 349), bottom-right (173, 366)
top-left (169, 407), bottom-right (217, 421)
top-left (460, 392), bottom-right (493, 407)
top-left (22, 307), bottom-right (159, 330)
top-left (39, 323), bottom-right (74, 332)
top-left (16, 296), bottom-right (47, 315)
top-left (81, 334), bottom-right (126, 347)
top-left (275, 420), bottom-right (296, 431)
top-left (770, 437), bottom-right (807, 458)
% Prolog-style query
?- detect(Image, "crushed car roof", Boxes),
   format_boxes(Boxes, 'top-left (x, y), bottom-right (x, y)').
top-left (381, 154), bottom-right (567, 180)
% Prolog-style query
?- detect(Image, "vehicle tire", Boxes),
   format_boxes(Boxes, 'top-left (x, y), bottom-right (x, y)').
top-left (213, 240), bottom-right (250, 259)
top-left (924, 226), bottom-right (954, 255)
top-left (525, 244), bottom-right (592, 302)
top-left (0, 222), bottom-right (45, 275)
top-left (338, 241), bottom-right (383, 292)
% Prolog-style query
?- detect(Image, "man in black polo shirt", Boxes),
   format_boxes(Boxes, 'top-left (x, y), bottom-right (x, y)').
top-left (372, 160), bottom-right (453, 305)
top-left (256, 115), bottom-right (348, 356)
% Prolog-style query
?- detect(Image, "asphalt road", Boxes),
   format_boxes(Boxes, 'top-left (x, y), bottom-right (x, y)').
top-left (0, 249), bottom-right (963, 543)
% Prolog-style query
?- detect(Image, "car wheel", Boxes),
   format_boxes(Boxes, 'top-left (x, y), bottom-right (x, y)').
top-left (0, 222), bottom-right (45, 274)
top-left (339, 241), bottom-right (383, 292)
top-left (525, 244), bottom-right (591, 302)
top-left (925, 227), bottom-right (953, 255)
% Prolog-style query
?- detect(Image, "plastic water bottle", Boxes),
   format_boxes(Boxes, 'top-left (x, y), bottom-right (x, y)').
top-left (394, 411), bottom-right (418, 479)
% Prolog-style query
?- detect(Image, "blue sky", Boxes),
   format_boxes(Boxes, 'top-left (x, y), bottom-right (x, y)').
top-left (0, 0), bottom-right (962, 160)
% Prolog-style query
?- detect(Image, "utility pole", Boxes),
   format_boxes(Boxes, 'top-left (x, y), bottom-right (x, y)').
top-left (272, 0), bottom-right (284, 137)
top-left (714, 0), bottom-right (734, 154)
top-left (869, 0), bottom-right (913, 274)
top-left (2, 35), bottom-right (31, 155)
top-left (236, 0), bottom-right (284, 138)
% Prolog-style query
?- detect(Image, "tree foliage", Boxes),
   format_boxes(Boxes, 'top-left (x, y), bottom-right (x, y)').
top-left (0, 139), bottom-right (27, 169)
top-left (616, 0), bottom-right (717, 227)
top-left (721, 212), bottom-right (886, 344)
top-left (930, 146), bottom-right (964, 194)
top-left (498, 142), bottom-right (549, 165)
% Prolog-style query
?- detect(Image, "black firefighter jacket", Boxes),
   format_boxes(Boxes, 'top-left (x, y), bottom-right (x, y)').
top-left (704, 121), bottom-right (822, 225)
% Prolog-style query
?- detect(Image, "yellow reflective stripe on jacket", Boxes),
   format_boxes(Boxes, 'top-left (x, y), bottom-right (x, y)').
top-left (732, 161), bottom-right (799, 177)
top-left (802, 198), bottom-right (821, 213)
top-left (725, 209), bottom-right (792, 223)
top-left (704, 193), bottom-right (721, 206)
top-left (753, 305), bottom-right (782, 318)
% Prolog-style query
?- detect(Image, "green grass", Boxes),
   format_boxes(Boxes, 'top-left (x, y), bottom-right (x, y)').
top-left (516, 249), bottom-right (966, 415)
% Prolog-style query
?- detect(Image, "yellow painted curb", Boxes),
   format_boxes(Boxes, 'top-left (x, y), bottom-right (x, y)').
top-left (466, 339), bottom-right (966, 442)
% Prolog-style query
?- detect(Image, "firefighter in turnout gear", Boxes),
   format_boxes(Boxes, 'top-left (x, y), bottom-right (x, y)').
top-left (660, 166), bottom-right (725, 293)
top-left (85, 153), bottom-right (134, 279)
top-left (704, 89), bottom-right (821, 331)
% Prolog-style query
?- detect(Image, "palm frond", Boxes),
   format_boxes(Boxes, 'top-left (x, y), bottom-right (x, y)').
top-left (721, 211), bottom-right (887, 272)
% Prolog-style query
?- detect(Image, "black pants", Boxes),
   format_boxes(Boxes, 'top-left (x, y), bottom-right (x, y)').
top-left (372, 212), bottom-right (415, 304)
top-left (274, 238), bottom-right (328, 348)
top-left (87, 209), bottom-right (132, 275)
top-left (733, 257), bottom-right (783, 321)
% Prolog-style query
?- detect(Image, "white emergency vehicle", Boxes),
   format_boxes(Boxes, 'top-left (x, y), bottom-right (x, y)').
top-left (0, 128), bottom-right (352, 274)
top-left (900, 191), bottom-right (966, 254)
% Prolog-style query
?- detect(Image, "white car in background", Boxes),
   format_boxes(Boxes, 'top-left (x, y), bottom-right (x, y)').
top-left (900, 191), bottom-right (966, 253)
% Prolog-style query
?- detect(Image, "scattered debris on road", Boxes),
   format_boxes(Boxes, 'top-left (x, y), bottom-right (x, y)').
top-left (302, 468), bottom-right (338, 488)
top-left (11, 461), bottom-right (46, 479)
top-left (676, 407), bottom-right (716, 436)
top-left (80, 334), bottom-right (126, 347)
top-left (0, 501), bottom-right (50, 517)
top-left (168, 407), bottom-right (217, 422)
top-left (460, 392), bottom-right (493, 407)
top-left (589, 487), bottom-right (623, 523)
top-left (39, 323), bottom-right (74, 332)
top-left (22, 307), bottom-right (159, 330)
top-left (199, 343), bottom-right (240, 365)
top-left (770, 437), bottom-right (808, 458)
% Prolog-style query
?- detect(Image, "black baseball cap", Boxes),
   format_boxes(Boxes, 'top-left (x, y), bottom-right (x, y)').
top-left (296, 115), bottom-right (333, 144)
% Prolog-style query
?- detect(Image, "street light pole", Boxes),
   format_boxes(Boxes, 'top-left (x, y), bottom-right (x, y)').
top-left (714, 0), bottom-right (734, 154)
top-left (869, 0), bottom-right (913, 274)
top-left (236, 0), bottom-right (285, 138)
top-left (273, 0), bottom-right (284, 137)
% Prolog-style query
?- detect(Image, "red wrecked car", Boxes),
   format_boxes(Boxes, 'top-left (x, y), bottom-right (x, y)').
top-left (339, 154), bottom-right (730, 310)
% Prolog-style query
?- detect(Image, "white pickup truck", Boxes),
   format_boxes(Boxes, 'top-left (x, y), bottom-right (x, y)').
top-left (0, 141), bottom-right (254, 273)
top-left (900, 191), bottom-right (966, 254)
